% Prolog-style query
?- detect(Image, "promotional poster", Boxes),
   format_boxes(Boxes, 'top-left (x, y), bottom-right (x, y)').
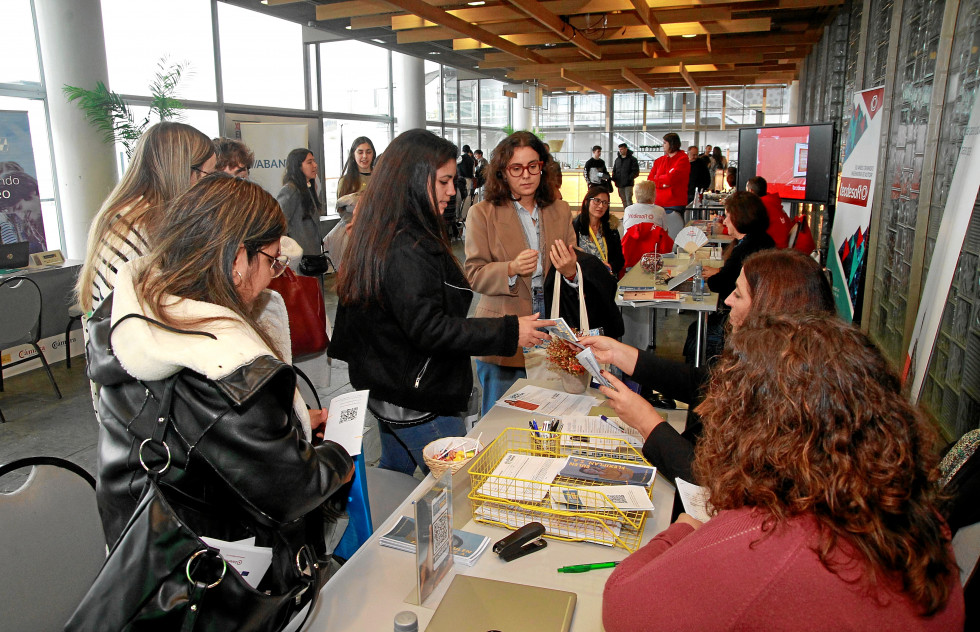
top-left (0, 110), bottom-right (46, 253)
top-left (828, 86), bottom-right (885, 322)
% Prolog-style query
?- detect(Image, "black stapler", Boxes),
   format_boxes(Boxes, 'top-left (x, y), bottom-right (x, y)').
top-left (492, 521), bottom-right (547, 562)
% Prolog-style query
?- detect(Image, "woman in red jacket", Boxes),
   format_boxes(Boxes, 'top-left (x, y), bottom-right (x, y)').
top-left (602, 314), bottom-right (964, 631)
top-left (647, 132), bottom-right (690, 236)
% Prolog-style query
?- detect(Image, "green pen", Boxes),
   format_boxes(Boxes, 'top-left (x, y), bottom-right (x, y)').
top-left (557, 562), bottom-right (620, 573)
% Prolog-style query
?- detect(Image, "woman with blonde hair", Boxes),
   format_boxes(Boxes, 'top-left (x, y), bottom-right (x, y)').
top-left (80, 174), bottom-right (353, 630)
top-left (76, 121), bottom-right (215, 313)
top-left (603, 314), bottom-right (964, 631)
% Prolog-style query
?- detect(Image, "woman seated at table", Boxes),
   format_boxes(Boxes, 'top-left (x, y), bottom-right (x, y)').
top-left (701, 191), bottom-right (775, 303)
top-left (573, 186), bottom-right (625, 278)
top-left (581, 249), bottom-right (834, 484)
top-left (330, 129), bottom-right (552, 476)
top-left (602, 314), bottom-right (964, 631)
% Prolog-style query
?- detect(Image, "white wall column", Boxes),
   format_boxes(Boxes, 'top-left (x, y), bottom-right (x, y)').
top-left (787, 80), bottom-right (801, 124)
top-left (514, 90), bottom-right (533, 131)
top-left (395, 53), bottom-right (426, 134)
top-left (34, 0), bottom-right (116, 260)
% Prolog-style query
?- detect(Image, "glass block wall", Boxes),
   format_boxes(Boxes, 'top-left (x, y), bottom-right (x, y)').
top-left (919, 0), bottom-right (980, 437)
top-left (868, 0), bottom-right (946, 363)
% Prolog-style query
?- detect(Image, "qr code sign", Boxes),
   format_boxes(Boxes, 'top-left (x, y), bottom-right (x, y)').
top-left (609, 494), bottom-right (627, 504)
top-left (339, 408), bottom-right (358, 424)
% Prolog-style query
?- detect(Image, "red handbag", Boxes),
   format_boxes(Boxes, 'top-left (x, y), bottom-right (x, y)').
top-left (267, 268), bottom-right (329, 357)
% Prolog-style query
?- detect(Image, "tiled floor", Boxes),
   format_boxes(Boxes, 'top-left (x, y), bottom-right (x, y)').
top-left (0, 242), bottom-right (693, 492)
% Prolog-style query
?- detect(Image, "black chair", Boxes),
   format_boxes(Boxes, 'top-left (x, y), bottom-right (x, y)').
top-left (0, 276), bottom-right (62, 423)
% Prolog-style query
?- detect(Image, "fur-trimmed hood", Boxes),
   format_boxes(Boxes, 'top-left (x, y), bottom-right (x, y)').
top-left (102, 259), bottom-right (312, 439)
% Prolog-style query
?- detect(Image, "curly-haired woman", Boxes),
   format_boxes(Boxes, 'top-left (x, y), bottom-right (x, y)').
top-left (603, 314), bottom-right (964, 631)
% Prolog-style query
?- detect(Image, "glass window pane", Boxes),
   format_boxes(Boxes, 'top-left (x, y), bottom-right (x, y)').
top-left (0, 0), bottom-right (40, 85)
top-left (425, 61), bottom-right (442, 122)
top-left (479, 80), bottom-right (508, 127)
top-left (573, 93), bottom-right (605, 127)
top-left (459, 79), bottom-right (478, 125)
top-left (322, 119), bottom-right (390, 212)
top-left (443, 66), bottom-right (458, 123)
top-left (540, 94), bottom-right (571, 128)
top-left (218, 3), bottom-right (303, 109)
top-left (102, 0), bottom-right (216, 101)
top-left (320, 41), bottom-right (390, 116)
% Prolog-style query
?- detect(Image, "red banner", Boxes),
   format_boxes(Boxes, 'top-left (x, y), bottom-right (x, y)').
top-left (837, 176), bottom-right (872, 207)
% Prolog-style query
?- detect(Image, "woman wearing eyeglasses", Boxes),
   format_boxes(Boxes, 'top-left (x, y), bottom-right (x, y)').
top-left (331, 130), bottom-right (552, 475)
top-left (77, 121), bottom-right (216, 313)
top-left (84, 174), bottom-right (354, 626)
top-left (465, 131), bottom-right (579, 415)
top-left (573, 186), bottom-right (625, 278)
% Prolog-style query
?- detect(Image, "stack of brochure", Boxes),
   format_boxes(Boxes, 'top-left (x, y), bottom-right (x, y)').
top-left (379, 516), bottom-right (491, 567)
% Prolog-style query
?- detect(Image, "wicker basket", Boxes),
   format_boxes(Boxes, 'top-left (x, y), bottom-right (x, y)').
top-left (423, 436), bottom-right (484, 478)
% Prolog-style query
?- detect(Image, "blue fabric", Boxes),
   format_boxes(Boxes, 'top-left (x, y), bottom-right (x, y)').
top-left (378, 415), bottom-right (466, 476)
top-left (476, 360), bottom-right (526, 416)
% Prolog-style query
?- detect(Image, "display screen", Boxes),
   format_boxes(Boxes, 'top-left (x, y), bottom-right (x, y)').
top-left (737, 123), bottom-right (836, 204)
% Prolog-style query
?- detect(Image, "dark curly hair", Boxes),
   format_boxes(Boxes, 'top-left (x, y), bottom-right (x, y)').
top-left (741, 249), bottom-right (834, 317)
top-left (694, 314), bottom-right (954, 615)
top-left (483, 131), bottom-right (558, 208)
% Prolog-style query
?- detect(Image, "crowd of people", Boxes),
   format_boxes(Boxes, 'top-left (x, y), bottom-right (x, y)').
top-left (70, 121), bottom-right (968, 631)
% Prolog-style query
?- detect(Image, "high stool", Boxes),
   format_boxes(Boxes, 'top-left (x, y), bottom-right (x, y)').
top-left (65, 307), bottom-right (84, 368)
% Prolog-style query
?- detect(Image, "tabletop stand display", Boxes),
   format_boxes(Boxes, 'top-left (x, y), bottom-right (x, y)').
top-left (467, 428), bottom-right (652, 552)
top-left (412, 470), bottom-right (454, 607)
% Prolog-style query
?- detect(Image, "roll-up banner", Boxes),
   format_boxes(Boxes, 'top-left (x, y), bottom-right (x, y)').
top-left (905, 88), bottom-right (980, 401)
top-left (828, 86), bottom-right (885, 323)
top-left (238, 122), bottom-right (310, 197)
top-left (0, 110), bottom-right (46, 253)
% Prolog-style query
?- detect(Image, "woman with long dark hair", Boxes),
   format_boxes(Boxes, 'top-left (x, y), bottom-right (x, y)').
top-left (330, 130), bottom-right (551, 475)
top-left (465, 131), bottom-right (578, 415)
top-left (701, 190), bottom-right (775, 303)
top-left (77, 121), bottom-right (215, 312)
top-left (582, 249), bottom-right (834, 484)
top-left (603, 314), bottom-right (964, 630)
top-left (573, 186), bottom-right (625, 277)
top-left (277, 148), bottom-right (323, 275)
top-left (337, 136), bottom-right (376, 198)
top-left (84, 175), bottom-right (354, 629)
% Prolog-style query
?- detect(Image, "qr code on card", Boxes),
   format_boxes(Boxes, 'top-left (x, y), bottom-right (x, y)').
top-left (339, 407), bottom-right (358, 424)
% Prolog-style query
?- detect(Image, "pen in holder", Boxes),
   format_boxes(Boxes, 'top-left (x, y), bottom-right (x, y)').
top-left (529, 419), bottom-right (561, 456)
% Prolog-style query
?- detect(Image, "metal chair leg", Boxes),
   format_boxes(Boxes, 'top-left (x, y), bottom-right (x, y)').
top-left (31, 342), bottom-right (62, 399)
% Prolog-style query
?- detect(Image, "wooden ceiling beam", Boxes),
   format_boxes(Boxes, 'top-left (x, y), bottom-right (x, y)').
top-left (503, 52), bottom-right (762, 74)
top-left (621, 68), bottom-right (658, 98)
top-left (379, 0), bottom-right (550, 62)
top-left (631, 0), bottom-right (670, 52)
top-left (398, 19), bottom-right (544, 43)
top-left (350, 15), bottom-right (396, 29)
top-left (560, 69), bottom-right (612, 97)
top-left (503, 0), bottom-right (602, 59)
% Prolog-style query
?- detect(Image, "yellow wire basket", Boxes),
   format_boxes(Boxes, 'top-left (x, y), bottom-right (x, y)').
top-left (467, 427), bottom-right (653, 553)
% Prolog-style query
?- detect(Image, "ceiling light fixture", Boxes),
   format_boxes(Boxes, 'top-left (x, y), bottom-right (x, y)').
top-left (467, 1), bottom-right (486, 5)
top-left (373, 38), bottom-right (385, 43)
top-left (345, 25), bottom-right (352, 29)
top-left (682, 33), bottom-right (697, 38)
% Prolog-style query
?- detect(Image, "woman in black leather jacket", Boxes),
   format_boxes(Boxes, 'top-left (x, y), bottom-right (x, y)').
top-left (330, 129), bottom-right (553, 476)
top-left (87, 176), bottom-right (353, 580)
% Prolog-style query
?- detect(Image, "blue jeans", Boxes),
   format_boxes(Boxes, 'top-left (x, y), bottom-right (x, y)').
top-left (476, 360), bottom-right (526, 416)
top-left (378, 415), bottom-right (466, 476)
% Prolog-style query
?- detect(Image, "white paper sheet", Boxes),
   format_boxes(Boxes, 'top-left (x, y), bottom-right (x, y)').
top-left (476, 452), bottom-right (568, 502)
top-left (200, 536), bottom-right (273, 589)
top-left (575, 347), bottom-right (613, 388)
top-left (558, 416), bottom-right (643, 449)
top-left (494, 385), bottom-right (597, 416)
top-left (321, 390), bottom-right (369, 456)
top-left (550, 484), bottom-right (655, 512)
top-left (675, 477), bottom-right (713, 523)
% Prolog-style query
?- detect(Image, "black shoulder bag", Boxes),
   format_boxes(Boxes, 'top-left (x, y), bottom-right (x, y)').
top-left (67, 372), bottom-right (322, 631)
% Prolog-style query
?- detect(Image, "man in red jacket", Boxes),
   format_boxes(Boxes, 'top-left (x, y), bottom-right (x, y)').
top-left (746, 176), bottom-right (792, 248)
top-left (648, 132), bottom-right (690, 225)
